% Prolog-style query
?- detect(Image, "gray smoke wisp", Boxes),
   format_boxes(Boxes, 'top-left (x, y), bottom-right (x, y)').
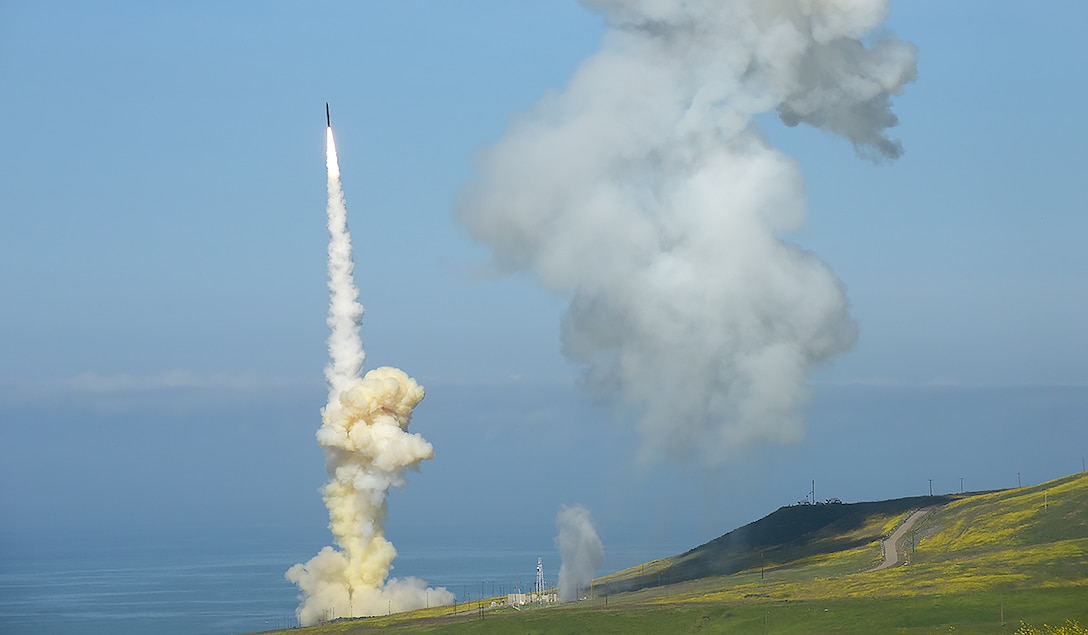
top-left (457, 0), bottom-right (916, 464)
top-left (556, 505), bottom-right (605, 602)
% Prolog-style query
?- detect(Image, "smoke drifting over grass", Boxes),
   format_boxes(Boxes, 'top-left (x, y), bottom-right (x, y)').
top-left (557, 505), bottom-right (605, 602)
top-left (286, 127), bottom-right (452, 626)
top-left (457, 0), bottom-right (915, 464)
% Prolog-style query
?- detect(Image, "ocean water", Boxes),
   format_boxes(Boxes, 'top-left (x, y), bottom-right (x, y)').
top-left (0, 538), bottom-right (300, 635)
top-left (0, 531), bottom-right (678, 635)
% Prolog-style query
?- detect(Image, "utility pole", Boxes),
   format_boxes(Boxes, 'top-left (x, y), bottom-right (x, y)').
top-left (928, 479), bottom-right (933, 496)
top-left (960, 477), bottom-right (964, 493)
top-left (1018, 472), bottom-right (1022, 488)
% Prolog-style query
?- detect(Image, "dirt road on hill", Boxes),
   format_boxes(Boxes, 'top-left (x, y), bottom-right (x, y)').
top-left (866, 506), bottom-right (936, 572)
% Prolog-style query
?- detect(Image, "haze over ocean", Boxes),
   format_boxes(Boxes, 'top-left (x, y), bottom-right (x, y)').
top-left (4, 384), bottom-right (1083, 634)
top-left (0, 528), bottom-right (683, 635)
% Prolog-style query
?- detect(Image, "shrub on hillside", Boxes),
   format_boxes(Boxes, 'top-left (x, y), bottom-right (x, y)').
top-left (1015, 620), bottom-right (1087, 635)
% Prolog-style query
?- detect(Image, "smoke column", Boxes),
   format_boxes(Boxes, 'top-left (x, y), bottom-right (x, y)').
top-left (285, 123), bottom-right (453, 626)
top-left (457, 0), bottom-right (916, 465)
top-left (556, 505), bottom-right (604, 602)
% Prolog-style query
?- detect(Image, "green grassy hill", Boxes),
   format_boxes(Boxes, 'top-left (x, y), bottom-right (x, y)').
top-left (258, 472), bottom-right (1088, 634)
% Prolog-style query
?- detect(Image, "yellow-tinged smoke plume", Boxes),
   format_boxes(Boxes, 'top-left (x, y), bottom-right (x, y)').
top-left (285, 124), bottom-right (453, 626)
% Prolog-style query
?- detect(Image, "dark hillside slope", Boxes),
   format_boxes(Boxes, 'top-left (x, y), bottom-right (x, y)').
top-left (606, 495), bottom-right (954, 593)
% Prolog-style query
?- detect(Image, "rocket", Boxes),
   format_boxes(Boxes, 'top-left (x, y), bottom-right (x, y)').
top-left (326, 103), bottom-right (331, 128)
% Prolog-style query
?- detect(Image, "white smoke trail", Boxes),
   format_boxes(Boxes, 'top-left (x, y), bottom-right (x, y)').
top-left (321, 126), bottom-right (365, 402)
top-left (556, 505), bottom-right (604, 602)
top-left (457, 0), bottom-right (916, 465)
top-left (285, 125), bottom-right (453, 626)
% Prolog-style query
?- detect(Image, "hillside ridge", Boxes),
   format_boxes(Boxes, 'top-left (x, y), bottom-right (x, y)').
top-left (601, 491), bottom-right (983, 592)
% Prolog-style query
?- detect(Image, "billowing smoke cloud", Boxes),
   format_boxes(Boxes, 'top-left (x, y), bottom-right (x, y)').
top-left (556, 505), bottom-right (604, 602)
top-left (286, 126), bottom-right (453, 626)
top-left (456, 0), bottom-right (915, 464)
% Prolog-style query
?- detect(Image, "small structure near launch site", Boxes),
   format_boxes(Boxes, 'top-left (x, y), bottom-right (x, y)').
top-left (506, 558), bottom-right (557, 606)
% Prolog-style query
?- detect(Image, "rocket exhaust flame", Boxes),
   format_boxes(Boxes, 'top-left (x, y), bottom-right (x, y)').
top-left (285, 114), bottom-right (453, 626)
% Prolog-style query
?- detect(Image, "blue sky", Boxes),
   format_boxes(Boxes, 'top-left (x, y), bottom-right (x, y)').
top-left (1, 1), bottom-right (1086, 562)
